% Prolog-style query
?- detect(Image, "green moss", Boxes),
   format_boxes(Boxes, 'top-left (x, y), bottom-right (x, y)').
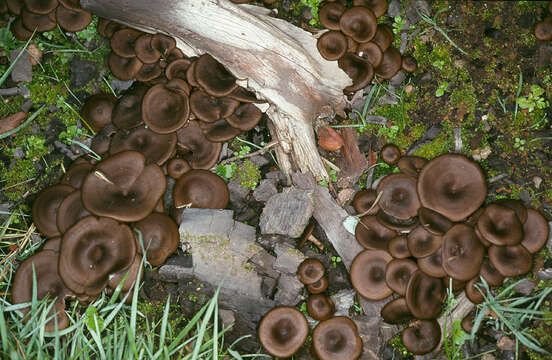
top-left (235, 159), bottom-right (261, 190)
top-left (450, 84), bottom-right (477, 125)
top-left (136, 300), bottom-right (186, 333)
top-left (413, 130), bottom-right (452, 159)
top-left (1, 160), bottom-right (37, 200)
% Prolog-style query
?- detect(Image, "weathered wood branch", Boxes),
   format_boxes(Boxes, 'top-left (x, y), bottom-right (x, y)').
top-left (81, 0), bottom-right (352, 181)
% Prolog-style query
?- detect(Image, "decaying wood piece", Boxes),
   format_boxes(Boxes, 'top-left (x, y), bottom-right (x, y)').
top-left (81, 0), bottom-right (352, 181)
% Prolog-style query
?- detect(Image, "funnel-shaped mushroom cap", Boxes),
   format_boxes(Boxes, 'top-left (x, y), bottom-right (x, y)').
top-left (167, 158), bottom-right (191, 179)
top-left (388, 235), bottom-right (411, 259)
top-left (91, 123), bottom-right (117, 155)
top-left (376, 209), bottom-right (419, 232)
top-left (165, 46), bottom-right (185, 64)
top-left (61, 162), bottom-right (93, 189)
top-left (59, 216), bottom-right (136, 296)
top-left (133, 213), bottom-right (179, 266)
top-left (107, 53), bottom-right (143, 81)
top-left (58, 0), bottom-right (81, 9)
top-left (227, 103), bottom-right (263, 131)
top-left (535, 17), bottom-right (552, 41)
top-left (142, 80), bottom-right (190, 134)
top-left (136, 62), bottom-right (163, 82)
top-left (227, 86), bottom-right (261, 103)
top-left (402, 320), bottom-right (441, 355)
top-left (12, 250), bottom-right (73, 331)
top-left (351, 249), bottom-right (392, 300)
top-left (258, 306), bottom-right (309, 358)
top-left (353, 0), bottom-right (387, 18)
top-left (307, 294), bottom-right (335, 321)
top-left (80, 93), bottom-right (116, 132)
top-left (494, 199), bottom-right (527, 224)
top-left (97, 19), bottom-right (124, 39)
top-left (194, 54), bottom-right (237, 97)
top-left (340, 7), bottom-right (377, 43)
top-left (319, 2), bottom-right (345, 30)
top-left (307, 276), bottom-right (329, 294)
top-left (417, 154), bottom-right (487, 222)
top-left (476, 204), bottom-right (523, 246)
top-left (317, 30), bottom-right (348, 61)
top-left (442, 224), bottom-right (485, 281)
top-left (56, 4), bottom-right (91, 32)
top-left (7, 0), bottom-right (23, 15)
top-left (173, 169), bottom-right (229, 209)
top-left (397, 156), bottom-right (427, 177)
top-left (380, 143), bottom-right (401, 164)
top-left (21, 8), bottom-right (57, 32)
top-left (81, 151), bottom-right (166, 222)
top-left (405, 270), bottom-right (445, 319)
top-left (151, 33), bottom-right (176, 56)
top-left (56, 190), bottom-right (91, 233)
top-left (297, 258), bottom-right (325, 285)
top-left (112, 84), bottom-right (149, 130)
top-left (312, 317), bottom-right (363, 360)
top-left (418, 247), bottom-right (446, 278)
top-left (109, 126), bottom-right (177, 166)
top-left (372, 24), bottom-right (394, 52)
top-left (385, 258), bottom-right (418, 296)
top-left (32, 184), bottom-right (74, 238)
top-left (199, 119), bottom-right (241, 142)
top-left (166, 58), bottom-right (193, 80)
top-left (377, 173), bottom-right (420, 220)
top-left (465, 277), bottom-right (486, 304)
top-left (401, 55), bottom-right (417, 73)
top-left (357, 41), bottom-right (383, 67)
top-left (110, 28), bottom-right (142, 58)
top-left (521, 209), bottom-right (549, 253)
top-left (107, 253), bottom-right (142, 292)
top-left (176, 120), bottom-right (222, 169)
top-left (133, 34), bottom-right (161, 64)
top-left (24, 0), bottom-right (58, 14)
top-left (189, 89), bottom-right (240, 123)
top-left (338, 53), bottom-right (374, 94)
top-left (479, 257), bottom-right (504, 287)
top-left (12, 18), bottom-right (33, 41)
top-left (381, 297), bottom-right (413, 324)
top-left (488, 244), bottom-right (532, 277)
top-left (352, 189), bottom-right (379, 215)
top-left (418, 207), bottom-right (453, 235)
top-left (355, 215), bottom-right (396, 250)
top-left (375, 47), bottom-right (402, 79)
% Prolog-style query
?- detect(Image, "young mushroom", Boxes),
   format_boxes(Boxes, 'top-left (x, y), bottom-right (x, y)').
top-left (257, 307), bottom-right (309, 358)
top-left (350, 249), bottom-right (392, 300)
top-left (312, 317), bottom-right (363, 360)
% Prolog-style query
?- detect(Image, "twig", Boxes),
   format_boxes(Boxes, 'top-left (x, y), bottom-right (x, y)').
top-left (0, 87), bottom-right (25, 97)
top-left (321, 157), bottom-right (340, 172)
top-left (214, 140), bottom-right (279, 167)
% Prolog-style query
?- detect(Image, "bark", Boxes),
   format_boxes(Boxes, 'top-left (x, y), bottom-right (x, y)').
top-left (80, 0), bottom-right (352, 180)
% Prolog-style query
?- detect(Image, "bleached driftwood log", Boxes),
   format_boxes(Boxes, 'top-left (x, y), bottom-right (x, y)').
top-left (81, 0), bottom-right (351, 181)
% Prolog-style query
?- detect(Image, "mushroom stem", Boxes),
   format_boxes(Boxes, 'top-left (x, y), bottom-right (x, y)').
top-left (307, 234), bottom-right (324, 250)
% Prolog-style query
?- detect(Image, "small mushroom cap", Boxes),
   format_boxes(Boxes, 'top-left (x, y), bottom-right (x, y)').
top-left (227, 86), bottom-right (261, 103)
top-left (11, 18), bottom-right (33, 41)
top-left (59, 216), bottom-right (136, 296)
top-left (151, 33), bottom-right (176, 56)
top-left (32, 184), bottom-right (75, 238)
top-left (24, 0), bottom-right (58, 15)
top-left (353, 0), bottom-right (388, 18)
top-left (134, 34), bottom-right (161, 64)
top-left (107, 52), bottom-right (143, 81)
top-left (307, 276), bottom-right (329, 294)
top-left (401, 55), bottom-right (417, 73)
top-left (91, 123), bottom-right (117, 155)
top-left (317, 30), bottom-right (348, 61)
top-left (194, 54), bottom-right (237, 97)
top-left (397, 156), bottom-right (427, 177)
top-left (107, 253), bottom-right (143, 292)
top-left (380, 143), bottom-right (401, 165)
top-left (465, 277), bottom-right (486, 304)
top-left (405, 270), bottom-right (445, 320)
top-left (385, 258), bottom-right (418, 296)
top-left (461, 313), bottom-right (475, 334)
top-left (520, 209), bottom-right (549, 253)
top-left (476, 204), bottom-right (524, 246)
top-left (418, 247), bottom-right (446, 278)
top-left (376, 210), bottom-right (419, 232)
top-left (402, 319), bottom-right (441, 355)
top-left (133, 213), bottom-right (179, 266)
top-left (352, 189), bottom-right (379, 215)
top-left (80, 93), bottom-right (116, 132)
top-left (338, 52), bottom-right (374, 94)
top-left (172, 169), bottom-right (229, 209)
top-left (488, 244), bottom-right (532, 277)
top-left (112, 84), bottom-right (149, 130)
top-left (21, 8), bottom-right (57, 32)
top-left (418, 207), bottom-right (453, 235)
top-left (81, 151), bottom-right (166, 222)
top-left (226, 103), bottom-right (262, 131)
top-left (317, 126), bottom-right (344, 152)
top-left (355, 215), bottom-right (396, 250)
top-left (417, 154), bottom-right (487, 222)
top-left (377, 173), bottom-right (420, 220)
top-left (297, 258), bottom-right (325, 285)
top-left (298, 221), bottom-right (315, 248)
top-left (109, 125), bottom-right (177, 166)
top-left (479, 257), bottom-right (504, 287)
top-left (136, 62), bottom-right (163, 82)
top-left (340, 7), bottom-right (377, 43)
top-left (61, 162), bottom-right (93, 189)
top-left (199, 119), bottom-right (242, 142)
top-left (142, 80), bottom-right (190, 134)
top-left (357, 41), bottom-right (383, 67)
top-left (350, 249), bottom-right (393, 300)
top-left (388, 235), bottom-right (411, 259)
top-left (372, 24), bottom-right (393, 52)
top-left (176, 120), bottom-right (222, 169)
top-left (442, 224), bottom-right (485, 281)
top-left (312, 317), bottom-right (363, 360)
top-left (110, 28), bottom-right (142, 58)
top-left (165, 58), bottom-right (192, 80)
top-left (535, 17), bottom-right (552, 41)
top-left (319, 2), bottom-right (345, 30)
top-left (190, 89), bottom-right (240, 123)
top-left (307, 294), bottom-right (335, 321)
top-left (258, 306), bottom-right (309, 358)
top-left (56, 190), bottom-right (91, 233)
top-left (375, 46), bottom-right (402, 79)
top-left (167, 158), bottom-right (191, 179)
top-left (56, 4), bottom-right (92, 32)
top-left (494, 199), bottom-right (528, 224)
top-left (381, 297), bottom-right (413, 324)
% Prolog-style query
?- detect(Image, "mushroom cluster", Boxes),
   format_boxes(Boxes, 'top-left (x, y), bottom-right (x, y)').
top-left (316, 0), bottom-right (416, 93)
top-left (4, 0), bottom-right (92, 40)
top-left (350, 144), bottom-right (550, 355)
top-left (534, 3), bottom-right (552, 41)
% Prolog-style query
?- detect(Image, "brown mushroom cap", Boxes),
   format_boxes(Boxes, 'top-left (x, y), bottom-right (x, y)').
top-left (133, 213), bottom-right (179, 266)
top-left (107, 53), bottom-right (143, 81)
top-left (21, 8), bottom-right (57, 32)
top-left (226, 103), bottom-right (263, 131)
top-left (186, 59), bottom-right (199, 87)
top-left (307, 276), bottom-right (329, 294)
top-left (443, 276), bottom-right (466, 292)
top-left (355, 215), bottom-right (396, 250)
top-left (385, 258), bottom-right (418, 296)
top-left (107, 253), bottom-right (142, 292)
top-left (402, 320), bottom-right (441, 355)
top-left (377, 173), bottom-right (420, 220)
top-left (199, 119), bottom-right (242, 142)
top-left (142, 80), bottom-right (190, 134)
top-left (405, 270), bottom-right (445, 320)
top-left (376, 210), bottom-right (419, 232)
top-left (317, 30), bottom-right (348, 61)
top-left (12, 250), bottom-right (73, 331)
top-left (417, 154), bottom-right (487, 222)
top-left (258, 306), bottom-right (309, 358)
top-left (91, 123), bottom-right (117, 155)
top-left (350, 249), bottom-right (393, 300)
top-left (56, 4), bottom-right (92, 32)
top-left (297, 258), bottom-right (325, 285)
top-left (11, 18), bottom-right (33, 41)
top-left (312, 317), bottom-right (363, 360)
top-left (42, 237), bottom-right (61, 251)
top-left (338, 52), bottom-right (374, 94)
top-left (307, 294), bottom-right (335, 321)
top-left (418, 247), bottom-right (446, 278)
top-left (24, 0), bottom-right (58, 15)
top-left (401, 55), bottom-right (417, 73)
top-left (167, 158), bottom-right (191, 179)
top-left (372, 24), bottom-right (393, 52)
top-left (80, 93), bottom-right (116, 132)
top-left (189, 89), bottom-right (240, 123)
top-left (32, 184), bottom-right (74, 238)
top-left (461, 313), bottom-right (475, 334)
top-left (388, 235), bottom-right (411, 259)
top-left (6, 0), bottom-right (23, 15)
top-left (81, 151), bottom-right (166, 222)
top-left (227, 86), bottom-right (261, 103)
top-left (59, 216), bottom-right (136, 296)
top-left (535, 17), bottom-right (552, 41)
top-left (465, 277), bottom-right (486, 304)
top-left (194, 54), bottom-right (237, 97)
top-left (340, 7), bottom-right (377, 43)
top-left (110, 28), bottom-right (142, 58)
top-left (397, 156), bottom-right (427, 177)
top-left (134, 34), bottom-right (161, 64)
top-left (172, 169), bottom-right (229, 209)
top-left (520, 209), bottom-right (549, 253)
top-left (112, 84), bottom-right (149, 130)
top-left (56, 190), bottom-right (91, 233)
top-left (494, 199), bottom-right (528, 224)
top-left (318, 126), bottom-right (344, 152)
top-left (109, 125), bottom-right (177, 166)
top-left (61, 162), bottom-right (93, 189)
top-left (442, 224), bottom-right (485, 281)
top-left (136, 62), bottom-right (163, 82)
top-left (374, 46), bottom-right (402, 79)
top-left (353, 0), bottom-right (388, 18)
top-left (381, 297), bottom-right (414, 324)
top-left (319, 2), bottom-right (345, 30)
top-left (151, 33), bottom-right (176, 57)
top-left (476, 204), bottom-right (524, 246)
top-left (176, 120), bottom-right (222, 169)
top-left (380, 143), bottom-right (401, 165)
top-left (352, 189), bottom-right (379, 215)
top-left (479, 257), bottom-right (504, 287)
top-left (488, 244), bottom-right (532, 277)
top-left (418, 207), bottom-right (453, 235)
top-left (357, 41), bottom-right (383, 68)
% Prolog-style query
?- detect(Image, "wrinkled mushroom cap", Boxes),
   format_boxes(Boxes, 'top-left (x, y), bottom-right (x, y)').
top-left (32, 184), bottom-right (75, 238)
top-left (133, 213), bottom-right (179, 266)
top-left (402, 320), bottom-right (441, 355)
top-left (350, 249), bottom-right (393, 300)
top-left (441, 224), bottom-right (485, 281)
top-left (312, 317), bottom-right (363, 360)
top-left (405, 270), bottom-right (445, 319)
top-left (172, 169), bottom-right (229, 209)
top-left (258, 306), bottom-right (309, 358)
top-left (297, 258), bottom-right (325, 285)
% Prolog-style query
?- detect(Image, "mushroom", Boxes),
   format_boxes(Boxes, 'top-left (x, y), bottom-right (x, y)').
top-left (387, 235), bottom-right (411, 259)
top-left (56, 4), bottom-right (92, 32)
top-left (61, 161), bottom-right (93, 189)
top-left (307, 276), bottom-right (329, 294)
top-left (402, 319), bottom-right (441, 355)
top-left (353, 0), bottom-right (388, 18)
top-left (338, 53), bottom-right (374, 93)
top-left (494, 199), bottom-right (528, 224)
top-left (167, 158), bottom-right (191, 179)
top-left (350, 249), bottom-right (392, 300)
top-left (134, 34), bottom-right (161, 64)
top-left (21, 8), bottom-right (57, 32)
top-left (11, 18), bottom-right (33, 41)
top-left (418, 207), bottom-right (453, 235)
top-left (151, 33), bottom-right (176, 57)
top-left (441, 224), bottom-right (485, 281)
top-left (374, 47), bottom-right (402, 79)
top-left (226, 103), bottom-right (262, 131)
top-left (317, 30), bottom-right (348, 61)
top-left (465, 277), bottom-right (486, 304)
top-left (407, 225), bottom-right (443, 258)
top-left (385, 258), bottom-right (418, 296)
top-left (112, 84), bottom-right (149, 130)
top-left (136, 62), bottom-right (163, 82)
top-left (397, 156), bottom-right (427, 177)
top-left (381, 297), bottom-right (413, 324)
top-left (317, 126), bottom-right (344, 152)
top-left (479, 257), bottom-right (504, 287)
top-left (461, 313), bottom-right (476, 334)
top-left (199, 119), bottom-right (242, 142)
top-left (297, 258), bottom-right (325, 285)
top-left (520, 209), bottom-right (549, 253)
top-left (488, 244), bottom-right (532, 277)
top-left (339, 7), bottom-right (377, 43)
top-left (109, 125), bottom-right (177, 166)
top-left (110, 28), bottom-right (143, 58)
top-left (418, 247), bottom-right (446, 278)
top-left (352, 189), bottom-right (379, 215)
top-left (372, 24), bottom-right (394, 52)
top-left (401, 55), bottom-right (417, 73)
top-left (319, 2), bottom-right (345, 30)
top-left (380, 143), bottom-right (401, 165)
top-left (107, 52), bottom-right (143, 81)
top-left (535, 17), bottom-right (552, 41)
top-left (194, 54), bottom-right (237, 97)
top-left (190, 89), bottom-right (240, 123)
top-left (142, 79), bottom-right (190, 134)
top-left (355, 215), bottom-right (396, 250)
top-left (476, 204), bottom-right (524, 246)
top-left (258, 306), bottom-right (309, 358)
top-left (176, 120), bottom-right (222, 169)
top-left (357, 41), bottom-right (383, 67)
top-left (405, 270), bottom-right (445, 319)
top-left (107, 253), bottom-right (143, 294)
top-left (377, 173), bottom-right (420, 220)
top-left (227, 86), bottom-right (261, 103)
top-left (376, 209), bottom-right (419, 232)
top-left (133, 213), bottom-right (179, 266)
top-left (172, 169), bottom-right (229, 209)
top-left (90, 123), bottom-right (117, 156)
top-left (306, 294), bottom-right (335, 321)
top-left (165, 58), bottom-right (193, 80)
top-left (32, 184), bottom-right (75, 238)
top-left (312, 317), bottom-right (363, 360)
top-left (24, 0), bottom-right (58, 15)
top-left (56, 190), bottom-right (91, 233)
top-left (80, 93), bottom-right (116, 132)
